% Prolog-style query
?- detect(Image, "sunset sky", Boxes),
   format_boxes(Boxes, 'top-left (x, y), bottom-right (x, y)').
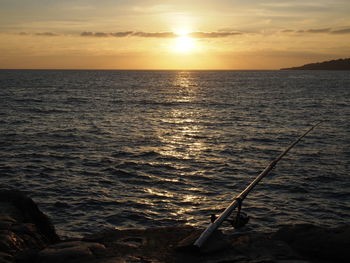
top-left (1, 0), bottom-right (349, 69)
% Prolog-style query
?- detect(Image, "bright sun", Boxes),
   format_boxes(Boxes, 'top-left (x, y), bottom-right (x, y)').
top-left (173, 33), bottom-right (195, 53)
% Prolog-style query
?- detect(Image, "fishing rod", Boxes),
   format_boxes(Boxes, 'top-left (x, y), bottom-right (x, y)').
top-left (193, 121), bottom-right (323, 249)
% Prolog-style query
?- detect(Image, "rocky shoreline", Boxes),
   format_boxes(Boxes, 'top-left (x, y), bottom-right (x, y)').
top-left (0, 189), bottom-right (348, 263)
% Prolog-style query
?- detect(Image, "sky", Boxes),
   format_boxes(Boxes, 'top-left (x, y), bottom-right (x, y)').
top-left (0, 0), bottom-right (350, 69)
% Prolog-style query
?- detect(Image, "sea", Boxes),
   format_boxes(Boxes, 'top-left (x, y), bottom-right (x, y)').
top-left (0, 70), bottom-right (349, 238)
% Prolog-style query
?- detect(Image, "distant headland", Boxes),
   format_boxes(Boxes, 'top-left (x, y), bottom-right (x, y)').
top-left (281, 58), bottom-right (350, 70)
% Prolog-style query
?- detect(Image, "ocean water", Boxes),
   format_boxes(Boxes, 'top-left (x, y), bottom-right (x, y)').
top-left (0, 70), bottom-right (349, 238)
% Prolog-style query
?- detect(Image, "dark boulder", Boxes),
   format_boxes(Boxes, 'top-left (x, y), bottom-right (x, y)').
top-left (0, 189), bottom-right (60, 262)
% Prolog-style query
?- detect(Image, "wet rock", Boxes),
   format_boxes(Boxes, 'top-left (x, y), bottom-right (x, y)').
top-left (275, 260), bottom-right (312, 263)
top-left (274, 224), bottom-right (350, 262)
top-left (0, 189), bottom-right (60, 261)
top-left (81, 224), bottom-right (350, 263)
top-left (177, 229), bottom-right (231, 254)
top-left (84, 226), bottom-right (201, 263)
top-left (231, 232), bottom-right (300, 261)
top-left (0, 217), bottom-right (16, 231)
top-left (38, 241), bottom-right (106, 263)
top-left (0, 252), bottom-right (14, 263)
top-left (247, 258), bottom-right (274, 263)
top-left (0, 190), bottom-right (59, 244)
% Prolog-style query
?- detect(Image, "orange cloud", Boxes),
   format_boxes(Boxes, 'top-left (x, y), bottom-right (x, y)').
top-left (188, 31), bottom-right (242, 38)
top-left (282, 27), bottom-right (350, 34)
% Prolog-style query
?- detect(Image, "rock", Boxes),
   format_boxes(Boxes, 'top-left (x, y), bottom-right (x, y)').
top-left (275, 260), bottom-right (312, 263)
top-left (274, 224), bottom-right (350, 262)
top-left (0, 252), bottom-right (14, 263)
top-left (1, 189), bottom-right (349, 263)
top-left (0, 190), bottom-right (59, 244)
top-left (0, 189), bottom-right (60, 262)
top-left (38, 241), bottom-right (106, 263)
top-left (248, 258), bottom-right (274, 263)
top-left (0, 217), bottom-right (16, 231)
top-left (231, 232), bottom-right (300, 261)
top-left (177, 229), bottom-right (231, 254)
top-left (82, 224), bottom-right (350, 263)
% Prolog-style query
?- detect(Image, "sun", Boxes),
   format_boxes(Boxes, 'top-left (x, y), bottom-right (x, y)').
top-left (173, 33), bottom-right (196, 53)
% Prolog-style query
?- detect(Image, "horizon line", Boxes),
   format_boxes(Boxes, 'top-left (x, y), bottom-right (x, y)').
top-left (0, 68), bottom-right (281, 71)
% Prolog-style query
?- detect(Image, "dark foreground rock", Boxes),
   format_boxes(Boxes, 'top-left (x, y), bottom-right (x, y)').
top-left (274, 224), bottom-right (350, 262)
top-left (0, 190), bottom-right (59, 262)
top-left (1, 190), bottom-right (349, 263)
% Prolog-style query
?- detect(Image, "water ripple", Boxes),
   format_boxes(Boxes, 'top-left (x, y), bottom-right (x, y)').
top-left (0, 69), bottom-right (349, 237)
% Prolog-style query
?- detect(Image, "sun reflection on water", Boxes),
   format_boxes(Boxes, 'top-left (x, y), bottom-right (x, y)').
top-left (145, 188), bottom-right (174, 199)
top-left (125, 71), bottom-right (214, 226)
top-left (158, 71), bottom-right (207, 160)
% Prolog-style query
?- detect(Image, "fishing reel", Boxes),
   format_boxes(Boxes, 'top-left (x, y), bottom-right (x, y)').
top-left (230, 211), bottom-right (250, 228)
top-left (210, 198), bottom-right (250, 229)
top-left (211, 211), bottom-right (250, 229)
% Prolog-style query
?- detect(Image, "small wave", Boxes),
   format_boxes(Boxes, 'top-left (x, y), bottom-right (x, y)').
top-left (111, 150), bottom-right (161, 159)
top-left (243, 137), bottom-right (276, 144)
top-left (103, 168), bottom-right (136, 178)
top-left (106, 210), bottom-right (153, 224)
top-left (1, 69), bottom-right (349, 236)
top-left (64, 97), bottom-right (89, 104)
top-left (26, 107), bottom-right (69, 114)
top-left (13, 98), bottom-right (44, 103)
top-left (323, 191), bottom-right (350, 199)
top-left (304, 174), bottom-right (338, 183)
top-left (138, 151), bottom-right (161, 158)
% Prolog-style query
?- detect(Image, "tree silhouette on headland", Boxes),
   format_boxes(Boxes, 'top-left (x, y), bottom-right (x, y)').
top-left (281, 58), bottom-right (350, 70)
